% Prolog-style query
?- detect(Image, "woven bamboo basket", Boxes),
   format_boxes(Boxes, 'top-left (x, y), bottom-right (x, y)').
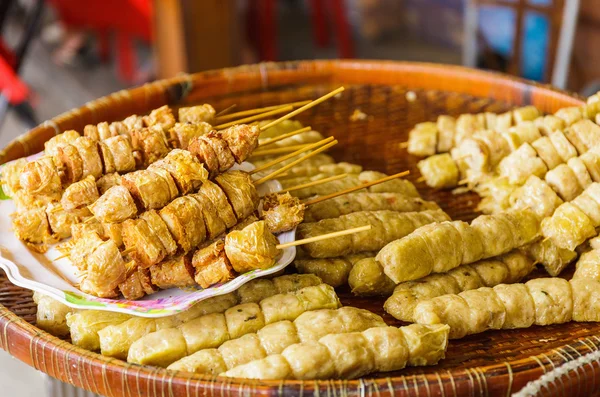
top-left (0, 60), bottom-right (597, 396)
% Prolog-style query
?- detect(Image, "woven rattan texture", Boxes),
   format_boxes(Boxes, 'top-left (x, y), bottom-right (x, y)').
top-left (0, 61), bottom-right (597, 396)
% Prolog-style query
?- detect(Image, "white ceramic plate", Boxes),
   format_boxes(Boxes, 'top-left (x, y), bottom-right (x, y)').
top-left (0, 157), bottom-right (295, 317)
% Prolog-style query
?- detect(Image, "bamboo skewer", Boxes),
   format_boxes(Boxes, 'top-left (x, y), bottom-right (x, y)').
top-left (282, 174), bottom-right (349, 193)
top-left (260, 87), bottom-right (345, 131)
top-left (214, 105), bottom-right (294, 130)
top-left (303, 170), bottom-right (411, 206)
top-left (276, 225), bottom-right (372, 249)
top-left (213, 100), bottom-right (312, 123)
top-left (254, 140), bottom-right (338, 186)
top-left (257, 126), bottom-right (312, 147)
top-left (215, 104), bottom-right (237, 117)
top-left (250, 137), bottom-right (335, 175)
top-left (250, 143), bottom-right (315, 157)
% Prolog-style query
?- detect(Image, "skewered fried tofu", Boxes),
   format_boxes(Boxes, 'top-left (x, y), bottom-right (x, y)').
top-left (122, 218), bottom-right (168, 268)
top-left (84, 122), bottom-right (115, 141)
top-left (188, 131), bottom-right (236, 176)
top-left (198, 180), bottom-right (237, 228)
top-left (72, 136), bottom-right (103, 179)
top-left (220, 124), bottom-right (261, 163)
top-left (407, 121), bottom-right (437, 156)
top-left (139, 210), bottom-right (178, 256)
top-left (214, 171), bottom-right (259, 220)
top-left (417, 153), bottom-right (459, 189)
top-left (119, 267), bottom-right (157, 300)
top-left (190, 192), bottom-right (227, 239)
top-left (61, 175), bottom-right (99, 211)
top-left (498, 143), bottom-right (548, 185)
top-left (88, 186), bottom-right (137, 223)
top-left (159, 196), bottom-right (207, 252)
top-left (130, 125), bottom-right (170, 167)
top-left (12, 208), bottom-right (54, 252)
top-left (44, 129), bottom-right (81, 157)
top-left (178, 104), bottom-right (216, 124)
top-left (96, 172), bottom-right (121, 195)
top-left (377, 209), bottom-right (540, 284)
top-left (511, 175), bottom-right (563, 219)
top-left (143, 105), bottom-right (176, 131)
top-left (79, 239), bottom-right (127, 298)
top-left (297, 209), bottom-right (449, 259)
top-left (169, 122), bottom-right (212, 150)
top-left (56, 144), bottom-right (84, 185)
top-left (149, 256), bottom-right (196, 290)
top-left (121, 168), bottom-right (178, 211)
top-left (225, 221), bottom-right (280, 273)
top-left (261, 193), bottom-right (305, 234)
top-left (1, 158), bottom-right (27, 197)
top-left (20, 156), bottom-right (62, 196)
top-left (102, 135), bottom-right (136, 173)
top-left (149, 149), bottom-right (208, 195)
top-left (193, 240), bottom-right (235, 288)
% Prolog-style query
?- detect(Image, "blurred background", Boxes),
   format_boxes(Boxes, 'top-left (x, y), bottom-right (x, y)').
top-left (1, 0), bottom-right (599, 147)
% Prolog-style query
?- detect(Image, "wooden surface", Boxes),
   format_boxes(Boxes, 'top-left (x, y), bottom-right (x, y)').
top-left (0, 60), bottom-right (596, 396)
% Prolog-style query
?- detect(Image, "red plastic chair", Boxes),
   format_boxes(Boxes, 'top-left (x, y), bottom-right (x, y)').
top-left (47, 0), bottom-right (153, 83)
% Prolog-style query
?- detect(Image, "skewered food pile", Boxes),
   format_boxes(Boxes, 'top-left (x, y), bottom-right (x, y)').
top-left (20, 91), bottom-right (600, 385)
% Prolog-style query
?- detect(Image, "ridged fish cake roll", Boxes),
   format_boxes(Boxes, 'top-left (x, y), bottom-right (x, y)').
top-left (384, 274), bottom-right (463, 322)
top-left (447, 265), bottom-right (485, 291)
top-left (295, 253), bottom-right (371, 287)
top-left (546, 165), bottom-right (583, 201)
top-left (225, 303), bottom-right (265, 339)
top-left (224, 354), bottom-right (293, 380)
top-left (580, 148), bottom-right (600, 182)
top-left (499, 251), bottom-right (536, 282)
top-left (492, 284), bottom-right (535, 329)
top-left (167, 349), bottom-right (227, 375)
top-left (459, 288), bottom-right (506, 335)
top-left (272, 274), bottom-right (322, 294)
top-left (362, 327), bottom-right (409, 372)
top-left (36, 295), bottom-right (72, 337)
top-left (282, 341), bottom-right (336, 379)
top-left (99, 318), bottom-right (157, 359)
top-left (237, 279), bottom-right (278, 304)
top-left (541, 202), bottom-right (596, 250)
top-left (127, 328), bottom-right (187, 366)
top-left (570, 120), bottom-right (600, 151)
top-left (67, 311), bottom-right (131, 351)
top-left (556, 106), bottom-right (583, 126)
top-left (294, 307), bottom-right (385, 343)
top-left (400, 324), bottom-right (450, 366)
top-left (260, 294), bottom-right (305, 324)
top-left (471, 214), bottom-right (515, 258)
top-left (467, 259), bottom-right (509, 287)
top-left (522, 239), bottom-right (577, 276)
top-left (348, 258), bottom-right (396, 296)
top-left (414, 295), bottom-right (472, 339)
top-left (573, 250), bottom-right (600, 281)
top-left (571, 279), bottom-right (600, 322)
top-left (417, 153), bottom-right (459, 188)
top-left (219, 333), bottom-right (267, 370)
top-left (453, 221), bottom-right (485, 264)
top-left (257, 321), bottom-right (299, 355)
top-left (303, 192), bottom-right (439, 222)
top-left (178, 313), bottom-right (229, 353)
top-left (319, 333), bottom-right (375, 379)
top-left (526, 278), bottom-right (573, 325)
top-left (377, 221), bottom-right (468, 284)
top-left (174, 293), bottom-right (238, 324)
top-left (295, 284), bottom-right (340, 311)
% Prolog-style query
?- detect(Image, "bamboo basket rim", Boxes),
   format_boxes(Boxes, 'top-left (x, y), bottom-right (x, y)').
top-left (0, 60), bottom-right (593, 396)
